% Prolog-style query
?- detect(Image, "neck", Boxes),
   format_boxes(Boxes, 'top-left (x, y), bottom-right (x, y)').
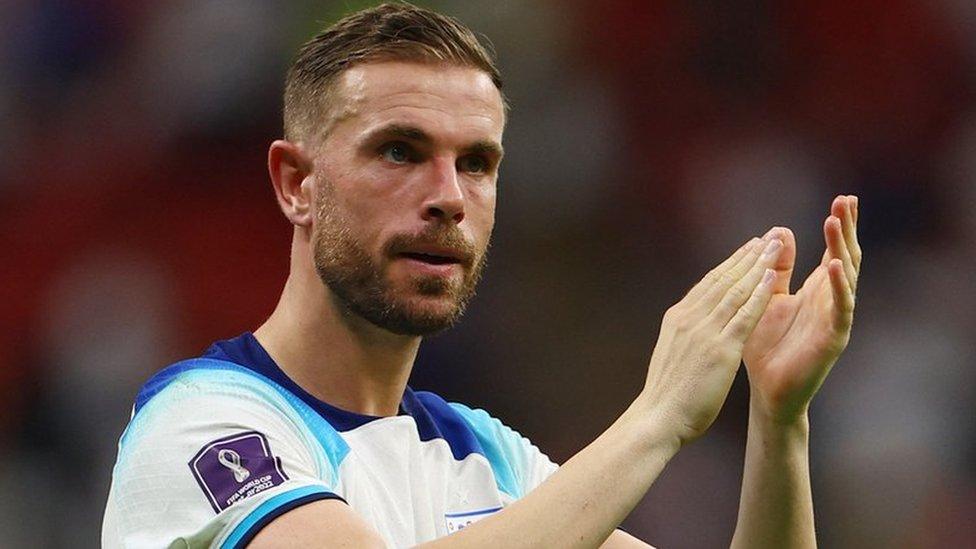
top-left (254, 231), bottom-right (421, 417)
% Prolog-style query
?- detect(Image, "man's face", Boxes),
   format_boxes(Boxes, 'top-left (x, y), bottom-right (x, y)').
top-left (309, 61), bottom-right (505, 336)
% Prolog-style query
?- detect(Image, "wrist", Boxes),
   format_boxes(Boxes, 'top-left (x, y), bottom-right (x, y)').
top-left (748, 386), bottom-right (813, 426)
top-left (620, 395), bottom-right (683, 459)
top-left (748, 394), bottom-right (811, 440)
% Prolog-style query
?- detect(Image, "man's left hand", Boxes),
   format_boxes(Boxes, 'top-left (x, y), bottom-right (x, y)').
top-left (742, 195), bottom-right (861, 423)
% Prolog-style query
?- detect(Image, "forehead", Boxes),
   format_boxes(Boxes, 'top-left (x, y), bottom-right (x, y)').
top-left (329, 61), bottom-right (506, 142)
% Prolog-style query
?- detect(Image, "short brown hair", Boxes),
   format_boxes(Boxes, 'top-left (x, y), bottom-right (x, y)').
top-left (283, 2), bottom-right (503, 143)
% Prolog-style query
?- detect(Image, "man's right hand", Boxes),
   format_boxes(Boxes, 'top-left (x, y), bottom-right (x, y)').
top-left (638, 235), bottom-right (784, 446)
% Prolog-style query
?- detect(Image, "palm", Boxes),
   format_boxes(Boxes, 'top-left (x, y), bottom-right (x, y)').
top-left (744, 266), bottom-right (845, 416)
top-left (742, 197), bottom-right (860, 420)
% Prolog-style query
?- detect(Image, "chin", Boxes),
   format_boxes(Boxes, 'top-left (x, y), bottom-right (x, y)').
top-left (403, 290), bottom-right (462, 315)
top-left (382, 307), bottom-right (461, 336)
top-left (373, 290), bottom-right (466, 336)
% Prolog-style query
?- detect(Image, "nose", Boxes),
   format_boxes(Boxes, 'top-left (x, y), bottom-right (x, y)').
top-left (421, 156), bottom-right (465, 224)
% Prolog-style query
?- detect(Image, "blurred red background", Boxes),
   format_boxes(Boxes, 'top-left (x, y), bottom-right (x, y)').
top-left (1, 1), bottom-right (974, 546)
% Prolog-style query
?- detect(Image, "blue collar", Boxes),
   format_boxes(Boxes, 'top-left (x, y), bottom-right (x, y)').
top-left (203, 332), bottom-right (423, 432)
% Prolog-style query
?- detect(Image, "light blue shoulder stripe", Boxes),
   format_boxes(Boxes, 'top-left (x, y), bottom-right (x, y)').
top-left (122, 358), bottom-right (349, 484)
top-left (220, 485), bottom-right (332, 549)
top-left (448, 403), bottom-right (522, 498)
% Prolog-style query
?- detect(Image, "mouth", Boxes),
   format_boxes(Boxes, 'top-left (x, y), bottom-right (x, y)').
top-left (393, 244), bottom-right (472, 280)
top-left (396, 243), bottom-right (470, 267)
top-left (399, 252), bottom-right (461, 266)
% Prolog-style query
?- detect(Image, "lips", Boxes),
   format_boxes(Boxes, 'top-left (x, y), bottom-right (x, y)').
top-left (396, 244), bottom-right (470, 267)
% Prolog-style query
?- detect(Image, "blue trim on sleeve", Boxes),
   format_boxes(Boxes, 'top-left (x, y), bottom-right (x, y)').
top-left (220, 485), bottom-right (344, 549)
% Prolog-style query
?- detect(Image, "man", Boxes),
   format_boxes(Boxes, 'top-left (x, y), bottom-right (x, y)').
top-left (102, 4), bottom-right (861, 548)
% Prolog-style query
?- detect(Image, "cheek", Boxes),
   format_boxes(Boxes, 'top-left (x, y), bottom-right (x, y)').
top-left (325, 167), bottom-right (393, 230)
top-left (466, 185), bottom-right (496, 246)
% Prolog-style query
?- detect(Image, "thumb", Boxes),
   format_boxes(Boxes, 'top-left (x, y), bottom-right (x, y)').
top-left (763, 226), bottom-right (795, 294)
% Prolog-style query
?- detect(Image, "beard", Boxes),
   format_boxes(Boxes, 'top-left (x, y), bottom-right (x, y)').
top-left (312, 184), bottom-right (487, 336)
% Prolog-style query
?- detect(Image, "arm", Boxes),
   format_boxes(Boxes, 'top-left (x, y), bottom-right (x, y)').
top-left (730, 403), bottom-right (814, 549)
top-left (601, 530), bottom-right (657, 548)
top-left (732, 195), bottom-right (861, 548)
top-left (252, 400), bottom-right (677, 549)
top-left (251, 234), bottom-right (788, 548)
top-left (249, 499), bottom-right (388, 548)
top-left (422, 400), bottom-right (677, 549)
top-left (252, 410), bottom-right (673, 549)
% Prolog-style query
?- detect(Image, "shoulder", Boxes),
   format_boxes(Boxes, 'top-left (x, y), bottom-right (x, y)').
top-left (118, 357), bottom-right (349, 485)
top-left (123, 358), bottom-right (300, 451)
top-left (133, 356), bottom-right (279, 415)
top-left (105, 358), bottom-right (348, 548)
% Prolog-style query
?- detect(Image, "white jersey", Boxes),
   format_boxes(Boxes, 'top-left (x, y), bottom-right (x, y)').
top-left (102, 333), bottom-right (558, 548)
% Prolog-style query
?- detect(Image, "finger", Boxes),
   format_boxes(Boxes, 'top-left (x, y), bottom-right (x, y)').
top-left (825, 215), bottom-right (857, 291)
top-left (683, 237), bottom-right (760, 304)
top-left (836, 197), bottom-right (857, 260)
top-left (821, 195), bottom-right (847, 267)
top-left (845, 195), bottom-right (862, 271)
top-left (709, 238), bottom-right (783, 323)
top-left (696, 237), bottom-right (774, 310)
top-left (834, 195), bottom-right (861, 272)
top-left (764, 226), bottom-right (795, 295)
top-left (722, 267), bottom-right (777, 341)
top-left (689, 237), bottom-right (766, 308)
top-left (828, 258), bottom-right (855, 330)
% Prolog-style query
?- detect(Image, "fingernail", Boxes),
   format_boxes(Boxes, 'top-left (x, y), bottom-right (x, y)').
top-left (763, 268), bottom-right (776, 285)
top-left (763, 239), bottom-right (783, 256)
top-left (763, 227), bottom-right (781, 240)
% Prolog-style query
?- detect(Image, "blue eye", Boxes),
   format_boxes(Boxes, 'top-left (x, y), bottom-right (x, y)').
top-left (381, 142), bottom-right (411, 164)
top-left (458, 155), bottom-right (488, 174)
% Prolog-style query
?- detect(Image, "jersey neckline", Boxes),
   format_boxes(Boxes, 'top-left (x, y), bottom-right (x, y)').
top-left (203, 332), bottom-right (420, 432)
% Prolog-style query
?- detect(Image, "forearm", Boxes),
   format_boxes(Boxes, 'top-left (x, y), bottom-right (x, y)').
top-left (419, 400), bottom-right (677, 549)
top-left (730, 398), bottom-right (815, 549)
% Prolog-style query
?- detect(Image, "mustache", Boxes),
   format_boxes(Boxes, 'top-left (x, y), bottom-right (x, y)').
top-left (384, 226), bottom-right (478, 267)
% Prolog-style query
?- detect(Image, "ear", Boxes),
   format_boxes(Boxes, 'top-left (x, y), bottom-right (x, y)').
top-left (268, 139), bottom-right (315, 227)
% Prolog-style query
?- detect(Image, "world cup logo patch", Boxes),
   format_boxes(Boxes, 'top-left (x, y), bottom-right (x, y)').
top-left (217, 449), bottom-right (251, 482)
top-left (189, 431), bottom-right (289, 513)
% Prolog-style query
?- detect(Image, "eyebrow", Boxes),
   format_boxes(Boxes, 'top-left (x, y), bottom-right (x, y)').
top-left (366, 123), bottom-right (504, 158)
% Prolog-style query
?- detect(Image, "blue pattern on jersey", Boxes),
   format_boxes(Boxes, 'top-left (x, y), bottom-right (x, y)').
top-left (132, 332), bottom-right (528, 498)
top-left (406, 390), bottom-right (484, 460)
top-left (445, 401), bottom-right (523, 499)
top-left (203, 333), bottom-right (392, 432)
top-left (129, 357), bottom-right (350, 477)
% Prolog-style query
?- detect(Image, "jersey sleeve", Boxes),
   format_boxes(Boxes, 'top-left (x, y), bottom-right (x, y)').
top-left (102, 364), bottom-right (349, 549)
top-left (448, 403), bottom-right (559, 500)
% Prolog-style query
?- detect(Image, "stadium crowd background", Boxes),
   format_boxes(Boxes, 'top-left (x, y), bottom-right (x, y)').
top-left (1, 1), bottom-right (974, 547)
